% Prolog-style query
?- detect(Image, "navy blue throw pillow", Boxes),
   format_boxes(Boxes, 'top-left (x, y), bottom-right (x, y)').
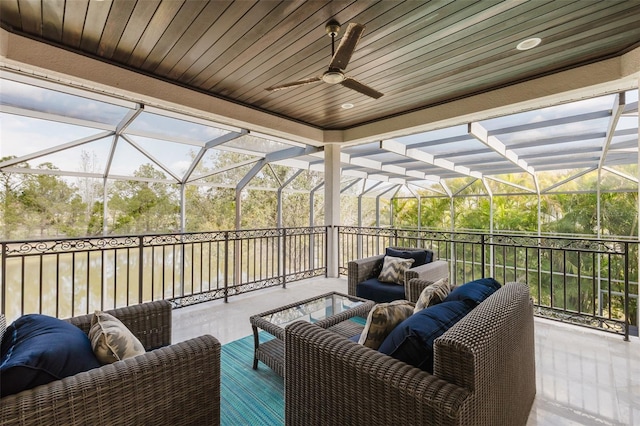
top-left (0, 314), bottom-right (101, 397)
top-left (386, 248), bottom-right (430, 267)
top-left (378, 299), bottom-right (475, 373)
top-left (443, 277), bottom-right (501, 305)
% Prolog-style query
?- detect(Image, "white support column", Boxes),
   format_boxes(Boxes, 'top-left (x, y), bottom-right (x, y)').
top-left (325, 144), bottom-right (341, 278)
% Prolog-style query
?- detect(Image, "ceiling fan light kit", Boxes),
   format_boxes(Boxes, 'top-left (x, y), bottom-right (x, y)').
top-left (265, 21), bottom-right (383, 99)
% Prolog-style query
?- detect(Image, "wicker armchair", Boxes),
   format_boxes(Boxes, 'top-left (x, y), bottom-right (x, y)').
top-left (0, 300), bottom-right (221, 426)
top-left (348, 247), bottom-right (449, 302)
top-left (285, 282), bottom-right (536, 426)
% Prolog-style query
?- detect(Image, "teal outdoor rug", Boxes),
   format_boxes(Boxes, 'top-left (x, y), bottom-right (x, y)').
top-left (221, 317), bottom-right (366, 425)
top-left (221, 333), bottom-right (284, 425)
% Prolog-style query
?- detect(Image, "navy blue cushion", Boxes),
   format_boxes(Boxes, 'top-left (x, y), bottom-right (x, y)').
top-left (0, 314), bottom-right (101, 397)
top-left (378, 299), bottom-right (475, 373)
top-left (443, 277), bottom-right (501, 305)
top-left (386, 248), bottom-right (431, 267)
top-left (356, 278), bottom-right (406, 303)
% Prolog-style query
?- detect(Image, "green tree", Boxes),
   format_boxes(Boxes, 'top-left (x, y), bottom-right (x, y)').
top-left (0, 156), bottom-right (27, 239)
top-left (19, 163), bottom-right (84, 237)
top-left (108, 164), bottom-right (179, 234)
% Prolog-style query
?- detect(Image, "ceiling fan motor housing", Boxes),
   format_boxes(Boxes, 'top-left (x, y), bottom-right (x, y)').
top-left (323, 68), bottom-right (345, 84)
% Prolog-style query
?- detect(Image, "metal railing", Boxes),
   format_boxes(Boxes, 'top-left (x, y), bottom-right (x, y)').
top-left (0, 226), bottom-right (327, 322)
top-left (2, 225), bottom-right (637, 339)
top-left (338, 226), bottom-right (638, 339)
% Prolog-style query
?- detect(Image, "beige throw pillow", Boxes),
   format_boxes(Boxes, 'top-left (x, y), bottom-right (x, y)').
top-left (89, 311), bottom-right (145, 364)
top-left (414, 277), bottom-right (450, 313)
top-left (358, 300), bottom-right (415, 349)
top-left (378, 255), bottom-right (414, 285)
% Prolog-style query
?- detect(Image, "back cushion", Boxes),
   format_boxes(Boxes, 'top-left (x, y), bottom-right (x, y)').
top-left (386, 247), bottom-right (431, 267)
top-left (378, 299), bottom-right (475, 373)
top-left (0, 314), bottom-right (101, 397)
top-left (443, 277), bottom-right (501, 305)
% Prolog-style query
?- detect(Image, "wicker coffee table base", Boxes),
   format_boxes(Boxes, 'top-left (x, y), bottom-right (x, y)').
top-left (250, 292), bottom-right (374, 377)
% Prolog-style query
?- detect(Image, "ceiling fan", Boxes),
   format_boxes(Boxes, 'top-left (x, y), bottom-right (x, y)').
top-left (265, 21), bottom-right (383, 99)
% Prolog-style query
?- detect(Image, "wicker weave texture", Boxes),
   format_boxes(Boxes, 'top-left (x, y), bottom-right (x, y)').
top-left (285, 282), bottom-right (535, 426)
top-left (0, 301), bottom-right (221, 426)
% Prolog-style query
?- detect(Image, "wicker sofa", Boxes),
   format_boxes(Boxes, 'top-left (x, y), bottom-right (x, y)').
top-left (285, 282), bottom-right (536, 426)
top-left (348, 247), bottom-right (449, 303)
top-left (0, 300), bottom-right (221, 426)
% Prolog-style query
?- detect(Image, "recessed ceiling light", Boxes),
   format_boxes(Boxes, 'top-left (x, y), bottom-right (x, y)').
top-left (516, 37), bottom-right (541, 51)
top-left (341, 103), bottom-right (354, 109)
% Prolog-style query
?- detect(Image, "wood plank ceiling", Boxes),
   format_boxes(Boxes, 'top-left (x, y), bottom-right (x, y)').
top-left (1, 0), bottom-right (640, 131)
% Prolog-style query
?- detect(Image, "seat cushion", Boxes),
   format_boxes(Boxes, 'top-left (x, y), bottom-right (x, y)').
top-left (378, 299), bottom-right (475, 373)
top-left (0, 314), bottom-right (101, 397)
top-left (443, 277), bottom-right (501, 305)
top-left (358, 300), bottom-right (415, 350)
top-left (386, 247), bottom-right (432, 267)
top-left (378, 256), bottom-right (414, 285)
top-left (356, 278), bottom-right (407, 303)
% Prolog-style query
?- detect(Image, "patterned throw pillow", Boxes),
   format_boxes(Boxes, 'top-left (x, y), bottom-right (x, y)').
top-left (358, 300), bottom-right (415, 349)
top-left (378, 255), bottom-right (414, 285)
top-left (414, 277), bottom-right (450, 313)
top-left (89, 311), bottom-right (145, 364)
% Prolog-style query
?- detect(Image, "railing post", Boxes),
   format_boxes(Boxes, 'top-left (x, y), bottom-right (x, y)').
top-left (282, 228), bottom-right (287, 289)
top-left (325, 226), bottom-right (329, 277)
top-left (138, 236), bottom-right (144, 304)
top-left (224, 232), bottom-right (229, 303)
top-left (481, 234), bottom-right (486, 279)
top-left (624, 242), bottom-right (629, 341)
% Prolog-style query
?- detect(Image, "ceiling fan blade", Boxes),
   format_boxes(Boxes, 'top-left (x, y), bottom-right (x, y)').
top-left (329, 23), bottom-right (365, 71)
top-left (266, 76), bottom-right (322, 92)
top-left (341, 77), bottom-right (383, 99)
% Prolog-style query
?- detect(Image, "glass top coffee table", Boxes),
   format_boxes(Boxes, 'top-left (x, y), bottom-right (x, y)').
top-left (250, 292), bottom-right (374, 376)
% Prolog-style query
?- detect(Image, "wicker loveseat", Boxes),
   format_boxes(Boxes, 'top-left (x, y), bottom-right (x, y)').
top-left (285, 282), bottom-right (536, 426)
top-left (348, 247), bottom-right (449, 303)
top-left (0, 300), bottom-right (221, 426)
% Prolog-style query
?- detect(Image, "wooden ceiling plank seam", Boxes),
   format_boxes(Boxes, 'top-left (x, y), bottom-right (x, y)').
top-left (172, 2), bottom-right (262, 84)
top-left (41, 0), bottom-right (64, 42)
top-left (306, 2), bottom-right (596, 125)
top-left (139, 0), bottom-right (210, 70)
top-left (0, 0), bottom-right (21, 32)
top-left (201, 0), bottom-right (334, 93)
top-left (209, 1), bottom-right (368, 93)
top-left (331, 21), bottom-right (640, 128)
top-left (188, 0), bottom-right (313, 89)
top-left (79, 0), bottom-right (112, 53)
top-left (127, 0), bottom-right (187, 69)
top-left (215, 2), bottom-right (330, 98)
top-left (96, 0), bottom-right (137, 59)
top-left (258, 0), bottom-right (519, 113)
top-left (223, 0), bottom-right (369, 99)
top-left (152, 0), bottom-right (233, 75)
top-left (61, 0), bottom-right (88, 48)
top-left (296, 2), bottom-right (636, 125)
top-left (296, 2), bottom-right (636, 126)
top-left (231, 0), bottom-right (401, 101)
top-left (376, 6), bottom-right (640, 98)
top-left (18, 0), bottom-right (41, 35)
top-left (111, 0), bottom-right (162, 64)
top-left (168, 0), bottom-right (258, 82)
